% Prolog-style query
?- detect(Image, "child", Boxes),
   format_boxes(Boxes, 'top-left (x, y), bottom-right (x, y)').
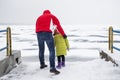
top-left (53, 29), bottom-right (69, 69)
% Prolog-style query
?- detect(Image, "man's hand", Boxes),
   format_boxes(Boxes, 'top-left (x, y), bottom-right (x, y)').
top-left (63, 34), bottom-right (67, 39)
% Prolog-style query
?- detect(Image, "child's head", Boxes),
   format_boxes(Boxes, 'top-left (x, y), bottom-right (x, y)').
top-left (53, 28), bottom-right (59, 35)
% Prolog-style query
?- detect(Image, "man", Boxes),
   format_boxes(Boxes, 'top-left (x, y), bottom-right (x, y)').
top-left (36, 10), bottom-right (67, 74)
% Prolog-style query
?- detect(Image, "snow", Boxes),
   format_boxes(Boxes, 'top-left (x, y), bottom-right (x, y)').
top-left (0, 25), bottom-right (120, 80)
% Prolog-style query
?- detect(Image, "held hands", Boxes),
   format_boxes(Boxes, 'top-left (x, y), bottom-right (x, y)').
top-left (63, 34), bottom-right (67, 39)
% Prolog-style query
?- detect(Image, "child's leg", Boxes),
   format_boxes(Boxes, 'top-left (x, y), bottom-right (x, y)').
top-left (57, 56), bottom-right (61, 63)
top-left (56, 56), bottom-right (61, 69)
top-left (61, 55), bottom-right (65, 67)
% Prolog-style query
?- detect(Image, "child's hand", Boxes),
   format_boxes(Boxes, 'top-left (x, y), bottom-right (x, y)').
top-left (67, 48), bottom-right (69, 51)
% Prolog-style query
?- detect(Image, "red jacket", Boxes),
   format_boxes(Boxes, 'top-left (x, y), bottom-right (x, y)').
top-left (36, 10), bottom-right (65, 36)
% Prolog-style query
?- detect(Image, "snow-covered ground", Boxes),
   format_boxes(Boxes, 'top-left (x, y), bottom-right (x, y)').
top-left (0, 25), bottom-right (120, 80)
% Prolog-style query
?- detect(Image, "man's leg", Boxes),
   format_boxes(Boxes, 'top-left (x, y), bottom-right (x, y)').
top-left (45, 33), bottom-right (55, 70)
top-left (37, 33), bottom-right (47, 68)
top-left (45, 33), bottom-right (60, 74)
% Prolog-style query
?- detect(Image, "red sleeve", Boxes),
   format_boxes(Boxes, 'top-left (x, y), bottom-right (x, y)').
top-left (52, 15), bottom-right (65, 36)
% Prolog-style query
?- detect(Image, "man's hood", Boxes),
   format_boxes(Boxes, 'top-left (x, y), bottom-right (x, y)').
top-left (43, 10), bottom-right (51, 14)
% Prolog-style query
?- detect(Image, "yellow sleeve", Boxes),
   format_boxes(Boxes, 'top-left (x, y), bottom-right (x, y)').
top-left (65, 38), bottom-right (70, 49)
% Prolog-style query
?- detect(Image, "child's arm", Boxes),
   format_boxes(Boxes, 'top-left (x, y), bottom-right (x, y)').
top-left (65, 38), bottom-right (70, 51)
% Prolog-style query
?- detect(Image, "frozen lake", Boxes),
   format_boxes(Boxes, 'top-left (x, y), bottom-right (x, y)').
top-left (0, 25), bottom-right (120, 80)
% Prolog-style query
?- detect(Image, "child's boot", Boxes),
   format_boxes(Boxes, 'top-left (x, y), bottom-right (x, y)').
top-left (56, 62), bottom-right (61, 69)
top-left (61, 61), bottom-right (65, 67)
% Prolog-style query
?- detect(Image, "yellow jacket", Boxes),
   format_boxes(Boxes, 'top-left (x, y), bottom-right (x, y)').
top-left (54, 34), bottom-right (69, 56)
